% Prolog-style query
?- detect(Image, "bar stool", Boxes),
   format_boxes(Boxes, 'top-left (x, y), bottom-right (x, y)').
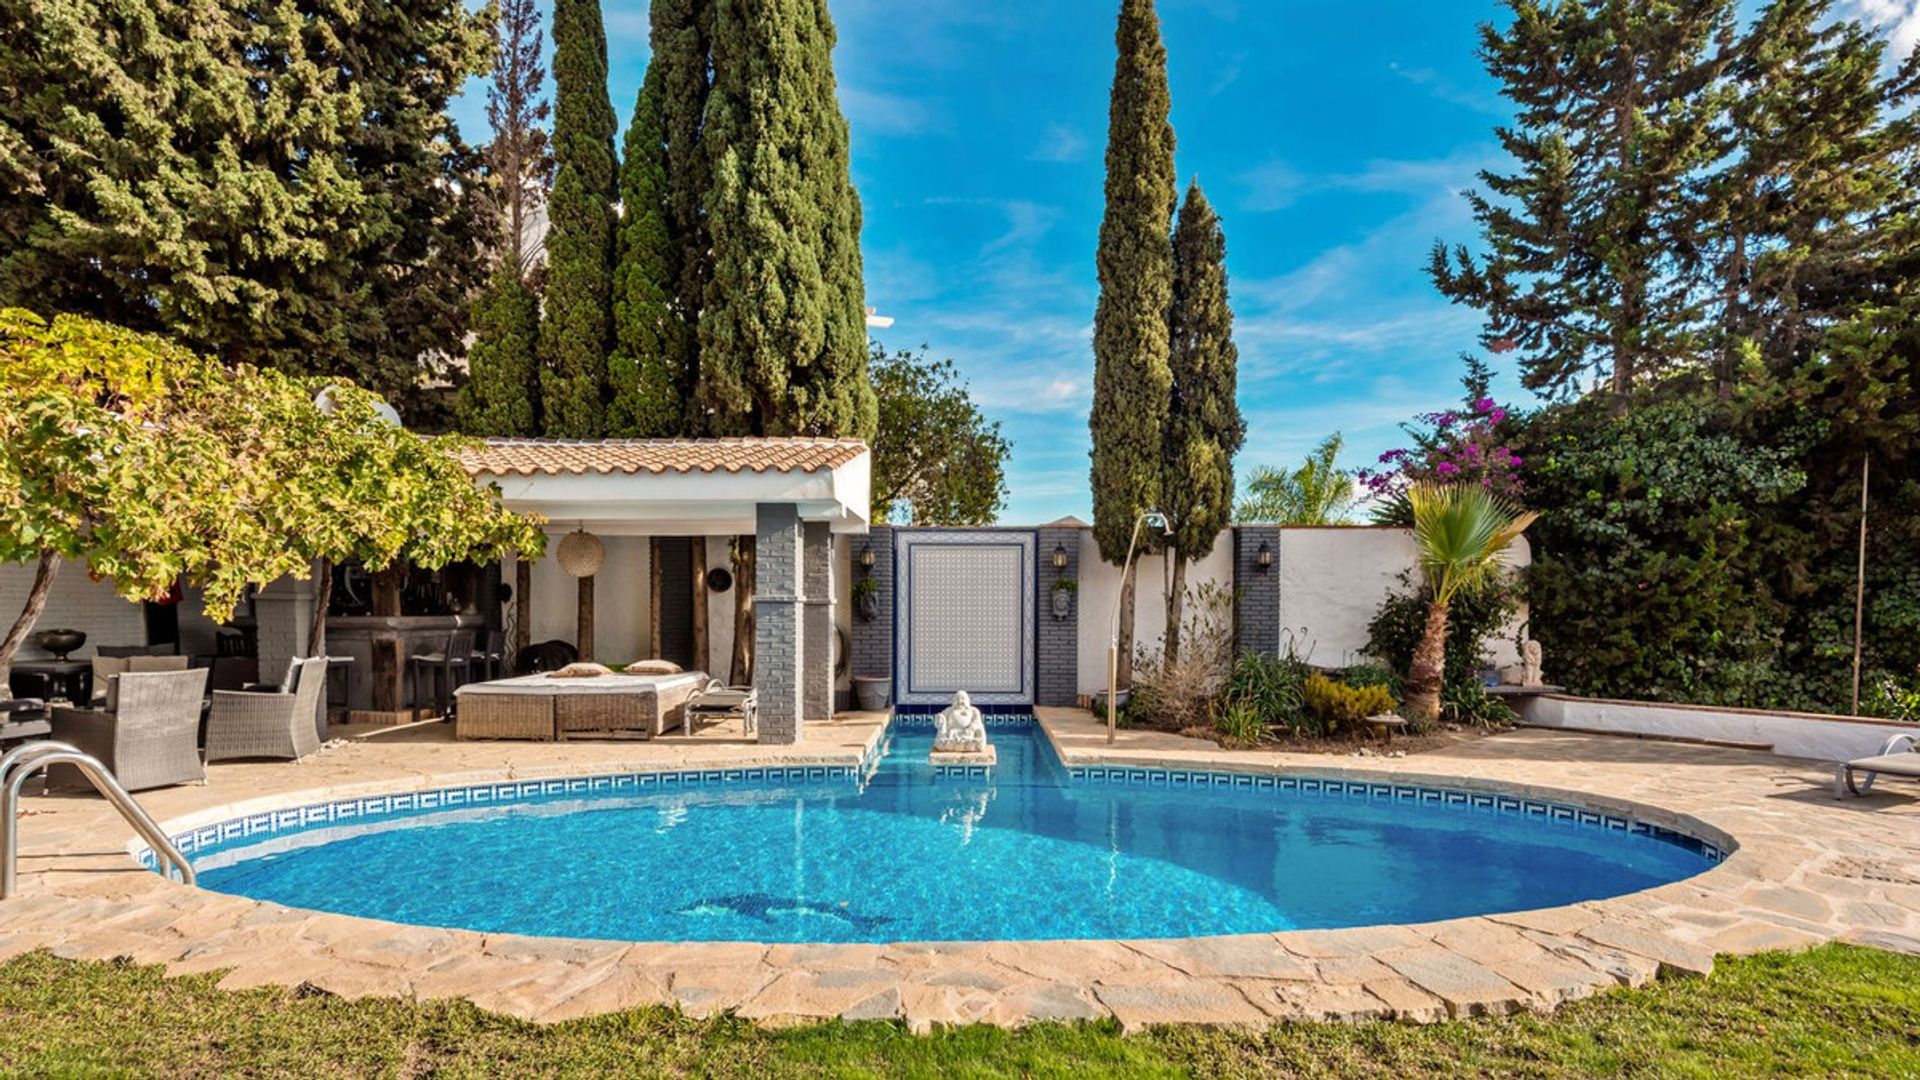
top-left (407, 629), bottom-right (474, 720)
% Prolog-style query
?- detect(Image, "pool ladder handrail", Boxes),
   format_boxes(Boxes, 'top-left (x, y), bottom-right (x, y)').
top-left (0, 740), bottom-right (195, 899)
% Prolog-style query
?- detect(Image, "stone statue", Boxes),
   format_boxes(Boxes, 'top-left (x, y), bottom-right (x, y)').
top-left (933, 691), bottom-right (988, 753)
top-left (1522, 639), bottom-right (1543, 687)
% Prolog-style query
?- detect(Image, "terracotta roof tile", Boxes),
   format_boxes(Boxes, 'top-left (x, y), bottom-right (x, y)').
top-left (457, 437), bottom-right (868, 477)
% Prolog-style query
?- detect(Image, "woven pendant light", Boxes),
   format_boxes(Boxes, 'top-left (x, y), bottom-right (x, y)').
top-left (556, 528), bottom-right (605, 578)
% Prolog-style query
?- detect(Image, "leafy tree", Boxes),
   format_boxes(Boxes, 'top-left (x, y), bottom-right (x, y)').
top-left (539, 0), bottom-right (621, 437)
top-left (869, 344), bottom-right (1010, 526)
top-left (0, 0), bottom-right (496, 419)
top-left (1161, 180), bottom-right (1243, 664)
top-left (1403, 484), bottom-right (1536, 722)
top-left (0, 310), bottom-right (545, 683)
top-left (1430, 0), bottom-right (1733, 404)
top-left (697, 0), bottom-right (875, 440)
top-left (608, 63), bottom-right (688, 437)
top-left (459, 270), bottom-right (543, 436)
top-left (1237, 434), bottom-right (1356, 525)
top-left (1091, 0), bottom-right (1177, 685)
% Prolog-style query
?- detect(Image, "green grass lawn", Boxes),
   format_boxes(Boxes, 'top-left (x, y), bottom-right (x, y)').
top-left (0, 944), bottom-right (1915, 1077)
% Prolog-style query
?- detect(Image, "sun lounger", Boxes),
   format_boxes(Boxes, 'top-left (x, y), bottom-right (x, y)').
top-left (686, 680), bottom-right (757, 736)
top-left (1834, 732), bottom-right (1920, 798)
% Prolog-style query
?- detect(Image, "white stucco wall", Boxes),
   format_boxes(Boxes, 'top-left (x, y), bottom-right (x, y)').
top-left (1275, 528), bottom-right (1530, 670)
top-left (1519, 694), bottom-right (1906, 762)
top-left (1075, 529), bottom-right (1236, 697)
top-left (0, 560), bottom-right (149, 659)
top-left (512, 533), bottom-right (652, 665)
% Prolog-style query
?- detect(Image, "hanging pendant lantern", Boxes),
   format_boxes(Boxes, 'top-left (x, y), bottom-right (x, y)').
top-left (556, 528), bottom-right (605, 578)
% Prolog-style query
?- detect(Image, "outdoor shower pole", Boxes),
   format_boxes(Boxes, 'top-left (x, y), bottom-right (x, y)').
top-left (1852, 454), bottom-right (1870, 716)
top-left (1108, 510), bottom-right (1163, 746)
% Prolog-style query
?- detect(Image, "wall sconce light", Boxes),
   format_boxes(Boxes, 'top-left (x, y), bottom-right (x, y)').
top-left (1256, 541), bottom-right (1274, 572)
top-left (1051, 544), bottom-right (1069, 572)
top-left (859, 542), bottom-right (876, 570)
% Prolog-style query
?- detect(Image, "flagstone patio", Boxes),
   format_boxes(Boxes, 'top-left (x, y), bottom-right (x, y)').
top-left (0, 712), bottom-right (1916, 1031)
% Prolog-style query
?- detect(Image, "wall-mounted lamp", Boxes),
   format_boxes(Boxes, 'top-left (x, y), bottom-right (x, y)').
top-left (859, 542), bottom-right (876, 570)
top-left (1051, 544), bottom-right (1069, 572)
top-left (1255, 541), bottom-right (1274, 572)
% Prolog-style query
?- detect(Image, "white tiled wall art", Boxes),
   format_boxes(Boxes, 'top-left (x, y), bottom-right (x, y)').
top-left (893, 530), bottom-right (1035, 706)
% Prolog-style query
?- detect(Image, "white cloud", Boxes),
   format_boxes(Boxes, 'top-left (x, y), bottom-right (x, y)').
top-left (1387, 62), bottom-right (1507, 116)
top-left (1028, 123), bottom-right (1089, 164)
top-left (840, 86), bottom-right (940, 137)
top-left (1211, 51), bottom-right (1249, 97)
top-left (1848, 0), bottom-right (1920, 61)
top-left (1238, 145), bottom-right (1500, 214)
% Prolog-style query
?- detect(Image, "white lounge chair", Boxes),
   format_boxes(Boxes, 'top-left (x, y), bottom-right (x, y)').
top-left (1834, 732), bottom-right (1920, 798)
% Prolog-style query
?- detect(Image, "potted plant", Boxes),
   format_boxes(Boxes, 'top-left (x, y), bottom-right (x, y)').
top-left (853, 576), bottom-right (880, 622)
top-left (852, 674), bottom-right (890, 712)
top-left (1050, 578), bottom-right (1076, 619)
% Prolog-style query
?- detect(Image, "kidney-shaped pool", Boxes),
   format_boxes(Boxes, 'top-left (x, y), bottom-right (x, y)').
top-left (181, 717), bottom-right (1720, 943)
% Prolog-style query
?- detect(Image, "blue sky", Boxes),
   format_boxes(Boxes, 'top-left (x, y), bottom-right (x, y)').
top-left (450, 0), bottom-right (1919, 526)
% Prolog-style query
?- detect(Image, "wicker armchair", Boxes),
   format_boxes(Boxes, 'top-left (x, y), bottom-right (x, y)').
top-left (205, 657), bottom-right (329, 762)
top-left (48, 668), bottom-right (208, 792)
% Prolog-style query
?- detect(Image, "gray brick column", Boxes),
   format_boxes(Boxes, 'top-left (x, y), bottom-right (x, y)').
top-left (800, 521), bottom-right (833, 722)
top-left (1036, 526), bottom-right (1081, 706)
top-left (850, 526), bottom-right (892, 687)
top-left (1235, 526), bottom-right (1282, 658)
top-left (754, 504), bottom-right (804, 743)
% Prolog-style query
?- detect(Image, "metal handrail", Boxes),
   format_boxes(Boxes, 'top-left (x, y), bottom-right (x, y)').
top-left (0, 740), bottom-right (195, 898)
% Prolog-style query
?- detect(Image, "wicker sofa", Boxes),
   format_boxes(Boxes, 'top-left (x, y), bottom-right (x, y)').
top-left (49, 668), bottom-right (208, 792)
top-left (454, 671), bottom-right (708, 741)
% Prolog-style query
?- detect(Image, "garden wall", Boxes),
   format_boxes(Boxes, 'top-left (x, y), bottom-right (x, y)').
top-left (1517, 693), bottom-right (1906, 762)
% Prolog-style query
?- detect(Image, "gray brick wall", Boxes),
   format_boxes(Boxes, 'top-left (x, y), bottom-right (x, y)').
top-left (1235, 526), bottom-right (1282, 658)
top-left (754, 504), bottom-right (803, 743)
top-left (849, 526), bottom-right (892, 694)
top-left (800, 521), bottom-right (833, 722)
top-left (1036, 526), bottom-right (1081, 706)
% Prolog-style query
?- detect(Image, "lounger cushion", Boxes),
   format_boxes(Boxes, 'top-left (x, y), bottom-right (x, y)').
top-left (549, 662), bottom-right (614, 678)
top-left (624, 659), bottom-right (683, 675)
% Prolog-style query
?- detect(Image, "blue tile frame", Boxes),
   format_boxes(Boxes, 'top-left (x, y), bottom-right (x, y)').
top-left (892, 528), bottom-right (1037, 707)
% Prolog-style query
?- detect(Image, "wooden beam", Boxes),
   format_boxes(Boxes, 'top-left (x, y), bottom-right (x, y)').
top-left (648, 537), bottom-right (663, 661)
top-left (691, 539), bottom-right (709, 674)
top-left (577, 574), bottom-right (595, 661)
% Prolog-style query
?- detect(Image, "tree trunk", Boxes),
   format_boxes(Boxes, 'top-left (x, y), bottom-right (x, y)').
top-left (1116, 556), bottom-right (1138, 689)
top-left (1164, 551), bottom-right (1188, 667)
top-left (691, 539), bottom-right (709, 673)
top-left (729, 535), bottom-right (756, 686)
top-left (0, 550), bottom-right (59, 692)
top-left (1404, 598), bottom-right (1451, 723)
top-left (513, 558), bottom-right (531, 660)
top-left (308, 559), bottom-right (333, 658)
top-left (577, 575), bottom-right (595, 661)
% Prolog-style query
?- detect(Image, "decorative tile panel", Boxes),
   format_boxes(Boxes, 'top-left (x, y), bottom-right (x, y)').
top-left (893, 530), bottom-right (1036, 705)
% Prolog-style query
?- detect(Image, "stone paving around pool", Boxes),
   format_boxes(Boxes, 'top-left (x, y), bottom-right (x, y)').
top-left (1, 709), bottom-right (1917, 1031)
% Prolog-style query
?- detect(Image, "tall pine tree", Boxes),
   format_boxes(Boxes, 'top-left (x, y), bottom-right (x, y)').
top-left (652, 0), bottom-right (713, 422)
top-left (1090, 0), bottom-right (1176, 686)
top-left (538, 0), bottom-right (620, 437)
top-left (697, 0), bottom-right (875, 440)
top-left (459, 0), bottom-right (550, 436)
top-left (608, 63), bottom-right (687, 436)
top-left (1162, 180), bottom-right (1243, 665)
top-left (0, 0), bottom-right (495, 419)
top-left (1430, 0), bottom-right (1733, 406)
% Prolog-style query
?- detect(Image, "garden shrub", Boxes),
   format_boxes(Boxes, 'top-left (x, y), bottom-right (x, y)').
top-left (1211, 696), bottom-right (1265, 745)
top-left (1301, 674), bottom-right (1396, 736)
top-left (1128, 584), bottom-right (1234, 732)
top-left (1365, 570), bottom-right (1519, 691)
top-left (1440, 680), bottom-right (1516, 727)
top-left (1220, 650), bottom-right (1308, 728)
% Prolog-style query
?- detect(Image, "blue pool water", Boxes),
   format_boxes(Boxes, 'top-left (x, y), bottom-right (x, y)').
top-left (192, 718), bottom-right (1714, 943)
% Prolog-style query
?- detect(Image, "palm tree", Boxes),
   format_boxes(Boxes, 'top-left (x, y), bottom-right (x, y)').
top-left (1235, 433), bottom-right (1356, 524)
top-left (1404, 483), bottom-right (1538, 722)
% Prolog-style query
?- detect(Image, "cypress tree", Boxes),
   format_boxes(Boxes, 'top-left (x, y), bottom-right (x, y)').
top-left (539, 0), bottom-right (620, 437)
top-left (1162, 180), bottom-right (1244, 665)
top-left (1090, 0), bottom-right (1176, 685)
top-left (1430, 0), bottom-right (1732, 406)
top-left (608, 63), bottom-right (688, 436)
top-left (459, 0), bottom-right (550, 436)
top-left (459, 269), bottom-right (542, 435)
top-left (697, 0), bottom-right (875, 440)
top-left (651, 0), bottom-right (713, 421)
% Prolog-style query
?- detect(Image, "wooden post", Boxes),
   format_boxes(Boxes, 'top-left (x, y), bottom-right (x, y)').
top-left (648, 537), bottom-right (664, 660)
top-left (1852, 454), bottom-right (1870, 716)
top-left (691, 539), bottom-right (709, 674)
top-left (514, 558), bottom-right (531, 656)
top-left (577, 575), bottom-right (595, 662)
top-left (370, 563), bottom-right (406, 715)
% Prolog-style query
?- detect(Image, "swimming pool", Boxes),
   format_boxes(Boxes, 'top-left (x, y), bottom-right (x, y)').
top-left (183, 717), bottom-right (1718, 943)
